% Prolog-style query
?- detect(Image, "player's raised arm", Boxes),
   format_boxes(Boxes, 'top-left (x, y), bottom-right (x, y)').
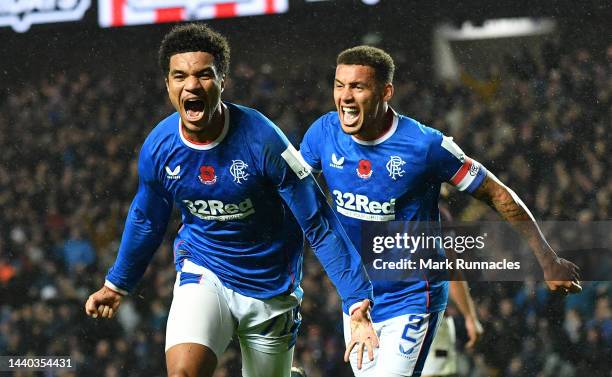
top-left (85, 143), bottom-right (173, 319)
top-left (470, 171), bottom-right (581, 293)
top-left (427, 132), bottom-right (581, 294)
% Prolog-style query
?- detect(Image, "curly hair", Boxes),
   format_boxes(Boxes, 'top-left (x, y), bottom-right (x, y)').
top-left (158, 23), bottom-right (230, 78)
top-left (337, 45), bottom-right (395, 84)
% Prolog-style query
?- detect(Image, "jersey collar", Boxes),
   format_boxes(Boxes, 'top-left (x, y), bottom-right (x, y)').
top-left (351, 108), bottom-right (399, 146)
top-left (178, 103), bottom-right (229, 150)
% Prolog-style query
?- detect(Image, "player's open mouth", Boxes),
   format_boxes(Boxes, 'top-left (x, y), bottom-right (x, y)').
top-left (342, 107), bottom-right (360, 126)
top-left (184, 98), bottom-right (205, 121)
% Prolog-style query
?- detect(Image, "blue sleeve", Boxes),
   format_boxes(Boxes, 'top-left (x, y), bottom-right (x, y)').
top-left (299, 118), bottom-right (323, 172)
top-left (105, 142), bottom-right (173, 294)
top-left (259, 120), bottom-right (373, 313)
top-left (427, 132), bottom-right (487, 193)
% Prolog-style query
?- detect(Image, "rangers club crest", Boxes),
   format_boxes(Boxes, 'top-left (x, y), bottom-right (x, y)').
top-left (229, 160), bottom-right (249, 184)
top-left (199, 166), bottom-right (217, 185)
top-left (386, 156), bottom-right (406, 180)
top-left (357, 159), bottom-right (373, 179)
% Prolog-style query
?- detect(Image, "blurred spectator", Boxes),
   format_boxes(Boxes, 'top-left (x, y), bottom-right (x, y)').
top-left (61, 227), bottom-right (96, 273)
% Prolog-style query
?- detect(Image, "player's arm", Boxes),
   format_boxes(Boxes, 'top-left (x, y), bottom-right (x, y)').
top-left (276, 147), bottom-right (378, 368)
top-left (274, 145), bottom-right (373, 309)
top-left (444, 245), bottom-right (483, 349)
top-left (429, 134), bottom-right (580, 294)
top-left (470, 172), bottom-right (581, 293)
top-left (449, 280), bottom-right (483, 349)
top-left (295, 118), bottom-right (373, 310)
top-left (85, 144), bottom-right (173, 319)
top-left (262, 120), bottom-right (377, 368)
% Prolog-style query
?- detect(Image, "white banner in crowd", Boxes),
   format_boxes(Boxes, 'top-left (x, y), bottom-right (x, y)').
top-left (98, 0), bottom-right (288, 27)
top-left (0, 0), bottom-right (91, 32)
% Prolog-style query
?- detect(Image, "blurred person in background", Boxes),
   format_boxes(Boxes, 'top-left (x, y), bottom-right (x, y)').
top-left (420, 280), bottom-right (483, 377)
top-left (421, 199), bottom-right (484, 377)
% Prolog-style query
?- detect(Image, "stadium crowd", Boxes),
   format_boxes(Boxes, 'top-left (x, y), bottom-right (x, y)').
top-left (0, 37), bottom-right (610, 377)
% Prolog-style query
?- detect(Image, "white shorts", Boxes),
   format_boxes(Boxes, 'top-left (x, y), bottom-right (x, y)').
top-left (165, 260), bottom-right (302, 376)
top-left (421, 316), bottom-right (457, 376)
top-left (343, 311), bottom-right (444, 377)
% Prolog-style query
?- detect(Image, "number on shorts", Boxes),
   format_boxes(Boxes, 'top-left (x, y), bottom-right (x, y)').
top-left (401, 314), bottom-right (424, 343)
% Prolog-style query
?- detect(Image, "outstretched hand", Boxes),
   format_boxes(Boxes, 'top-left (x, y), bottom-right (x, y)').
top-left (85, 286), bottom-right (123, 319)
top-left (543, 257), bottom-right (582, 294)
top-left (344, 300), bottom-right (379, 370)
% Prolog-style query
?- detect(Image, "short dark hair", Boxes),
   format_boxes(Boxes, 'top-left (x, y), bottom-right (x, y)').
top-left (337, 46), bottom-right (395, 84)
top-left (158, 23), bottom-right (230, 77)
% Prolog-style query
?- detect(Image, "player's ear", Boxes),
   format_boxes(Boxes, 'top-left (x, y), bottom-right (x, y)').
top-left (165, 77), bottom-right (170, 93)
top-left (220, 75), bottom-right (226, 93)
top-left (383, 82), bottom-right (394, 102)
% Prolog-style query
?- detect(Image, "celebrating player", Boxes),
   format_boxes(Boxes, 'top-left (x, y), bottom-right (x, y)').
top-left (299, 46), bottom-right (581, 377)
top-left (84, 25), bottom-right (378, 377)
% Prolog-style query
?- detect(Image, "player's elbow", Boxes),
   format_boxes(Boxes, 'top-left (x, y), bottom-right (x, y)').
top-left (304, 224), bottom-right (330, 250)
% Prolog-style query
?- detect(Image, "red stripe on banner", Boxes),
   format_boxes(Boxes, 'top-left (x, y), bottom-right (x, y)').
top-left (155, 8), bottom-right (183, 23)
top-left (112, 0), bottom-right (124, 26)
top-left (265, 0), bottom-right (276, 13)
top-left (215, 3), bottom-right (237, 18)
top-left (450, 158), bottom-right (472, 186)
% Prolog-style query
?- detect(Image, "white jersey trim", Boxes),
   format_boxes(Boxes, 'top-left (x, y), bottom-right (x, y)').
top-left (351, 109), bottom-right (399, 146)
top-left (178, 103), bottom-right (229, 151)
top-left (440, 136), bottom-right (466, 161)
top-left (105, 280), bottom-right (128, 296)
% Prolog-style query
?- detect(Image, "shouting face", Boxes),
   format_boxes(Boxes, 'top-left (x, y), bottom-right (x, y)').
top-left (166, 51), bottom-right (224, 136)
top-left (333, 64), bottom-right (393, 138)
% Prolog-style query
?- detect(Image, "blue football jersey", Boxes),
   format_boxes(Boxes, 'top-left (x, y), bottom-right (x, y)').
top-left (300, 110), bottom-right (487, 321)
top-left (105, 102), bottom-right (373, 314)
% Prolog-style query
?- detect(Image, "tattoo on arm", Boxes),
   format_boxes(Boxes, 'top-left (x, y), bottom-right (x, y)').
top-left (471, 173), bottom-right (555, 265)
top-left (473, 175), bottom-right (529, 221)
top-left (472, 174), bottom-right (523, 221)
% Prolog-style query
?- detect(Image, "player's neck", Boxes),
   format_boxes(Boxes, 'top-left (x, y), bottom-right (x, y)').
top-left (354, 107), bottom-right (393, 141)
top-left (181, 105), bottom-right (224, 144)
